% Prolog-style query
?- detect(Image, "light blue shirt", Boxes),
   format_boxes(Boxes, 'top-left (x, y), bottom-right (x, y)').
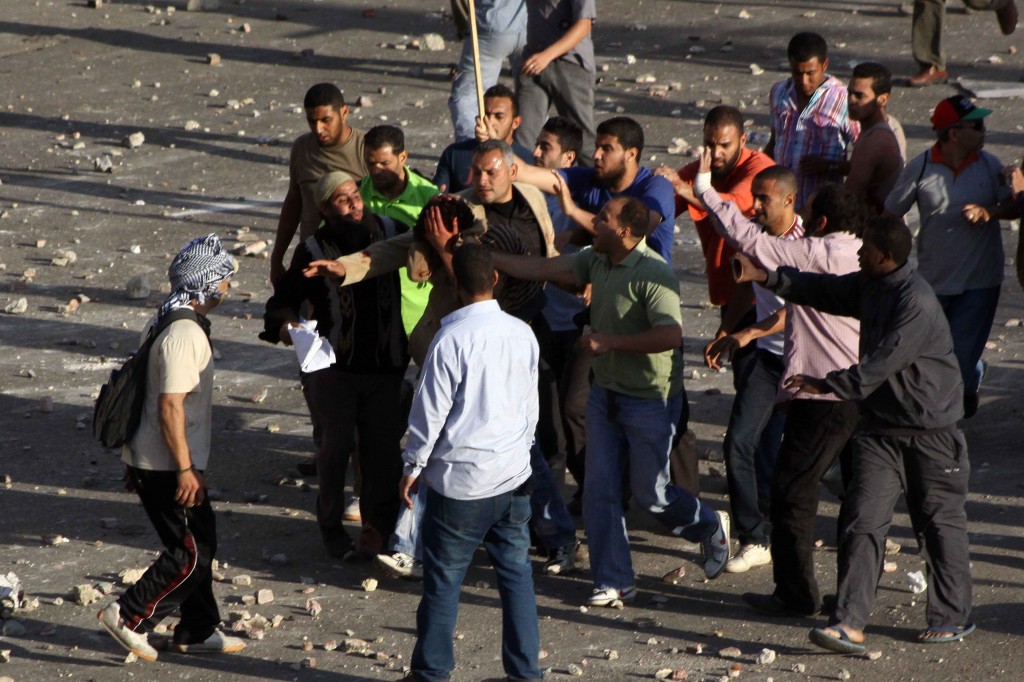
top-left (403, 299), bottom-right (538, 500)
top-left (478, 0), bottom-right (527, 34)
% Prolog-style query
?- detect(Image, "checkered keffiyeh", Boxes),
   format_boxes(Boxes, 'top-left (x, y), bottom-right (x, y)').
top-left (159, 234), bottom-right (237, 317)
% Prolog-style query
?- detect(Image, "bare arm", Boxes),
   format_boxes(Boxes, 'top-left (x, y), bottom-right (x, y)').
top-left (705, 307), bottom-right (785, 369)
top-left (270, 183), bottom-right (303, 284)
top-left (582, 323), bottom-right (681, 356)
top-left (158, 392), bottom-right (205, 508)
top-left (492, 251), bottom-right (578, 289)
top-left (521, 18), bottom-right (593, 76)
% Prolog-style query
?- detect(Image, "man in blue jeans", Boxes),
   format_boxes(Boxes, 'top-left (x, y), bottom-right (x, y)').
top-left (494, 196), bottom-right (730, 607)
top-left (399, 243), bottom-right (541, 682)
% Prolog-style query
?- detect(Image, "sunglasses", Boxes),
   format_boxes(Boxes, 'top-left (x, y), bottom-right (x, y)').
top-left (953, 120), bottom-right (985, 132)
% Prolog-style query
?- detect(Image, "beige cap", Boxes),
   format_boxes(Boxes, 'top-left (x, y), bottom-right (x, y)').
top-left (315, 171), bottom-right (356, 205)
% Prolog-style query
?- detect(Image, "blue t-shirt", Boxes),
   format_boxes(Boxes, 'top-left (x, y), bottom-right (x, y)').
top-left (433, 139), bottom-right (535, 194)
top-left (541, 194), bottom-right (586, 332)
top-left (558, 166), bottom-right (676, 263)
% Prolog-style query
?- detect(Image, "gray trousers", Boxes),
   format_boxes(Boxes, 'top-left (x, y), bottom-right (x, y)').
top-left (834, 430), bottom-right (972, 631)
top-left (514, 59), bottom-right (596, 167)
top-left (913, 0), bottom-right (1012, 69)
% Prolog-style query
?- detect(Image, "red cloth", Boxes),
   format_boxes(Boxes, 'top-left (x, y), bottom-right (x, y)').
top-left (677, 148), bottom-right (776, 305)
top-left (930, 144), bottom-right (980, 179)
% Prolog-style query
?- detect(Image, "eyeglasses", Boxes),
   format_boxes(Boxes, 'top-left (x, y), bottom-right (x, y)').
top-left (953, 120), bottom-right (985, 132)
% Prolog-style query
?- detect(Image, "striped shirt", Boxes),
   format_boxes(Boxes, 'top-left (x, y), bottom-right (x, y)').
top-left (769, 75), bottom-right (859, 211)
top-left (699, 184), bottom-right (861, 402)
top-left (754, 217), bottom-right (804, 356)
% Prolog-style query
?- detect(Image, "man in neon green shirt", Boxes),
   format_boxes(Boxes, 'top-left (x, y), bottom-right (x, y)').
top-left (360, 125), bottom-right (439, 335)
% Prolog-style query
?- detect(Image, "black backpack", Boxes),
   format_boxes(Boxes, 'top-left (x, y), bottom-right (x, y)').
top-left (92, 308), bottom-right (206, 448)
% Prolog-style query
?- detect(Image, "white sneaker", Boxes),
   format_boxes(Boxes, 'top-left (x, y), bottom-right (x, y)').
top-left (377, 552), bottom-right (423, 580)
top-left (702, 510), bottom-right (731, 580)
top-left (724, 543), bottom-right (771, 573)
top-left (587, 585), bottom-right (637, 607)
top-left (343, 496), bottom-right (362, 522)
top-left (97, 602), bottom-right (158, 662)
top-left (172, 630), bottom-right (246, 654)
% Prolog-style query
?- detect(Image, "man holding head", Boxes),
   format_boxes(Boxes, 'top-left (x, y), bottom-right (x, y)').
top-left (767, 32), bottom-right (859, 212)
top-left (435, 84), bottom-right (534, 194)
top-left (843, 63), bottom-right (906, 216)
top-left (270, 83), bottom-right (367, 284)
top-left (885, 95), bottom-right (1020, 417)
top-left (697, 171), bottom-right (864, 617)
top-left (400, 243), bottom-right (542, 682)
top-left (734, 216), bottom-right (974, 651)
top-left (493, 196), bottom-right (730, 607)
top-left (514, 116), bottom-right (676, 263)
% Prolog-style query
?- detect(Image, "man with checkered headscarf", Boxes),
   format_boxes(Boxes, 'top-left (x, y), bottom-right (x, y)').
top-left (97, 234), bottom-right (246, 662)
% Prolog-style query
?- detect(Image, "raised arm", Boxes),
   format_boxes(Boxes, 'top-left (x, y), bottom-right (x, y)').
top-left (491, 251), bottom-right (578, 290)
top-left (303, 230), bottom-right (416, 284)
top-left (270, 182), bottom-right (302, 284)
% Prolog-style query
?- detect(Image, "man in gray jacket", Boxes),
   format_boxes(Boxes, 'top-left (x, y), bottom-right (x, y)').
top-left (734, 216), bottom-right (973, 651)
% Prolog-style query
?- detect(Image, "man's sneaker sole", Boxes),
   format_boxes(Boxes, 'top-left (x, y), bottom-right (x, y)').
top-left (587, 586), bottom-right (637, 607)
top-left (97, 605), bottom-right (158, 662)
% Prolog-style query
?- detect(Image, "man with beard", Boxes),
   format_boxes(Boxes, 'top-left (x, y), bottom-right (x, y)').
top-left (843, 63), bottom-right (906, 216)
top-left (503, 116), bottom-right (676, 263)
top-left (767, 33), bottom-right (859, 212)
top-left (360, 125), bottom-right (439, 335)
top-left (270, 83), bottom-right (368, 284)
top-left (435, 84), bottom-right (533, 194)
top-left (261, 172), bottom-right (409, 561)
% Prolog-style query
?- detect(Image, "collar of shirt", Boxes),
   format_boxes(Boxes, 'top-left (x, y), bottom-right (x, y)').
top-left (362, 166), bottom-right (431, 202)
top-left (929, 144), bottom-right (981, 178)
top-left (440, 298), bottom-right (500, 327)
top-left (783, 74), bottom-right (843, 112)
top-left (617, 239), bottom-right (650, 268)
top-left (781, 215), bottom-right (804, 239)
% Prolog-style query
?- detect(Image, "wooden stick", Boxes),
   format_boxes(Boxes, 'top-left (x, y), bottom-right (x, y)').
top-left (467, 0), bottom-right (485, 123)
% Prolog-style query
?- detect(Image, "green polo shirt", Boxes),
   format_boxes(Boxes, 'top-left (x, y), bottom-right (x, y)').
top-left (360, 169), bottom-right (439, 336)
top-left (571, 241), bottom-right (683, 400)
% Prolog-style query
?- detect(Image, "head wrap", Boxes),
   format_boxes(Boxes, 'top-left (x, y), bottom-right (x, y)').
top-left (315, 171), bottom-right (356, 206)
top-left (159, 234), bottom-right (237, 317)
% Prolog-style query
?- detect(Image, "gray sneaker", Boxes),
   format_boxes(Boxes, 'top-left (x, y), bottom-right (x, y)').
top-left (543, 541), bottom-right (579, 575)
top-left (377, 552), bottom-right (424, 580)
top-left (702, 510), bottom-right (731, 580)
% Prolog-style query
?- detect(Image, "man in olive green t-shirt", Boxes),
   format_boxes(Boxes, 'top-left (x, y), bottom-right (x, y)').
top-left (270, 83), bottom-right (368, 284)
top-left (359, 125), bottom-right (439, 336)
top-left (492, 196), bottom-right (730, 607)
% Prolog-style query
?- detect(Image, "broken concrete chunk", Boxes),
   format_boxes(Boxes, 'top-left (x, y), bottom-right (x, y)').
top-left (749, 63), bottom-right (765, 75)
top-left (184, 120), bottom-right (201, 131)
top-left (361, 578), bottom-right (378, 592)
top-left (71, 584), bottom-right (101, 606)
top-left (255, 589), bottom-right (274, 604)
top-left (756, 648), bottom-right (776, 665)
top-left (231, 574), bottom-right (252, 586)
top-left (306, 599), bottom-right (321, 617)
top-left (118, 568), bottom-right (146, 586)
top-left (94, 155), bottom-right (114, 173)
top-left (42, 534), bottom-right (69, 546)
top-left (420, 33), bottom-right (445, 51)
top-left (3, 299), bottom-right (28, 315)
top-left (567, 663), bottom-right (583, 676)
top-left (207, 53), bottom-right (221, 66)
top-left (122, 132), bottom-right (145, 149)
top-left (125, 275), bottom-right (151, 300)
top-left (718, 646), bottom-right (742, 659)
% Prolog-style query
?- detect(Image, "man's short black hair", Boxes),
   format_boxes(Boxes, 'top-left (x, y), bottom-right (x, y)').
top-left (753, 165), bottom-right (798, 198)
top-left (452, 243), bottom-right (495, 297)
top-left (413, 196), bottom-right (477, 242)
top-left (704, 106), bottom-right (745, 133)
top-left (304, 83), bottom-right (345, 110)
top-left (808, 183), bottom-right (864, 236)
top-left (365, 125), bottom-right (405, 154)
top-left (787, 32), bottom-right (829, 63)
top-left (616, 197), bottom-right (650, 239)
top-left (540, 116), bottom-right (583, 162)
top-left (484, 83), bottom-right (519, 117)
top-left (596, 116), bottom-right (645, 156)
top-left (851, 62), bottom-right (893, 96)
top-left (863, 215), bottom-right (913, 265)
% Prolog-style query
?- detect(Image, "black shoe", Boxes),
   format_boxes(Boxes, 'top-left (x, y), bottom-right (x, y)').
top-left (567, 491), bottom-right (583, 517)
top-left (296, 458), bottom-right (317, 476)
top-left (319, 525), bottom-right (355, 560)
top-left (741, 592), bottom-right (818, 618)
top-left (821, 593), bottom-right (838, 616)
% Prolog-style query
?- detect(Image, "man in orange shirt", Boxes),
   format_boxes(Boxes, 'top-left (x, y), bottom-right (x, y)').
top-left (656, 106), bottom-right (782, 573)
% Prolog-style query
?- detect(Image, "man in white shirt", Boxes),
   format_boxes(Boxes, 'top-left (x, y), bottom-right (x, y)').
top-left (399, 243), bottom-right (542, 682)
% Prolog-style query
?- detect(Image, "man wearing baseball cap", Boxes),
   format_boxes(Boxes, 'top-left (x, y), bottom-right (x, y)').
top-left (884, 95), bottom-right (1020, 417)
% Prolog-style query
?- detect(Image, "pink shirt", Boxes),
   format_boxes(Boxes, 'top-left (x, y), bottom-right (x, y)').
top-left (700, 186), bottom-right (861, 402)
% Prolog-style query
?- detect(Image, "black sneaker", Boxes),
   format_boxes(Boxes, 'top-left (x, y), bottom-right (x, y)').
top-left (319, 525), bottom-right (355, 560)
top-left (543, 541), bottom-right (578, 575)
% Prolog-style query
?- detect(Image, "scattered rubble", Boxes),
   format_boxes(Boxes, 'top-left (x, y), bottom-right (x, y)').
top-left (122, 132), bottom-right (145, 149)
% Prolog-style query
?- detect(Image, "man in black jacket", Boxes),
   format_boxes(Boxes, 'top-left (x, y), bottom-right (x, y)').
top-left (261, 174), bottom-right (409, 560)
top-left (734, 216), bottom-right (973, 651)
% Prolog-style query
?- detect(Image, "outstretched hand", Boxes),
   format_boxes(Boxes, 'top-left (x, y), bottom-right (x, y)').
top-left (303, 259), bottom-right (347, 279)
top-left (783, 374), bottom-right (829, 395)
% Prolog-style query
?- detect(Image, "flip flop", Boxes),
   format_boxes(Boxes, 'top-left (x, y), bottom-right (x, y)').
top-left (918, 623), bottom-right (976, 644)
top-left (809, 626), bottom-right (866, 654)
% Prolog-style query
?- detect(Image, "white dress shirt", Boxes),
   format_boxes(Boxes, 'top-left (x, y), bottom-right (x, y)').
top-left (403, 299), bottom-right (538, 500)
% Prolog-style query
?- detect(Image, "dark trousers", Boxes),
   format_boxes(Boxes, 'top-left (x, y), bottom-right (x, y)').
top-left (537, 326), bottom-right (592, 488)
top-left (308, 368), bottom-right (406, 537)
top-left (118, 467), bottom-right (220, 644)
top-left (724, 349), bottom-right (785, 546)
top-left (770, 399), bottom-right (859, 613)
top-left (834, 430), bottom-right (972, 630)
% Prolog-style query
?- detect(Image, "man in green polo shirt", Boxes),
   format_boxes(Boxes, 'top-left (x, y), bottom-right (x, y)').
top-left (360, 125), bottom-right (439, 335)
top-left (492, 196), bottom-right (730, 607)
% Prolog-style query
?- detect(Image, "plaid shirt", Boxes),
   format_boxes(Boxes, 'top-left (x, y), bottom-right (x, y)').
top-left (770, 75), bottom-right (859, 211)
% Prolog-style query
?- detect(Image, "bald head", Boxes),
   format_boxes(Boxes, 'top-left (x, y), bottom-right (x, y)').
top-left (753, 166), bottom-right (798, 196)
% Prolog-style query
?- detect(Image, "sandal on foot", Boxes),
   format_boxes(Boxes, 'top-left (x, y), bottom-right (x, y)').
top-left (918, 623), bottom-right (975, 643)
top-left (809, 626), bottom-right (866, 654)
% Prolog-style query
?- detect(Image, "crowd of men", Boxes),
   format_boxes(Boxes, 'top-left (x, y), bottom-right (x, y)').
top-left (95, 9), bottom-right (1024, 679)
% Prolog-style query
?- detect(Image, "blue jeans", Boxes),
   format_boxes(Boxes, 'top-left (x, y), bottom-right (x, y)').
top-left (391, 444), bottom-right (574, 559)
top-left (583, 386), bottom-right (719, 589)
top-left (724, 349), bottom-right (785, 546)
top-left (529, 443), bottom-right (576, 550)
top-left (936, 286), bottom-right (999, 397)
top-left (449, 29), bottom-right (526, 141)
top-left (412, 488), bottom-right (541, 681)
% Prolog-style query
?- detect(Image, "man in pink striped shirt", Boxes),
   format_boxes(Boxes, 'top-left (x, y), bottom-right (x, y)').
top-left (766, 32), bottom-right (859, 212)
top-left (696, 157), bottom-right (864, 617)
